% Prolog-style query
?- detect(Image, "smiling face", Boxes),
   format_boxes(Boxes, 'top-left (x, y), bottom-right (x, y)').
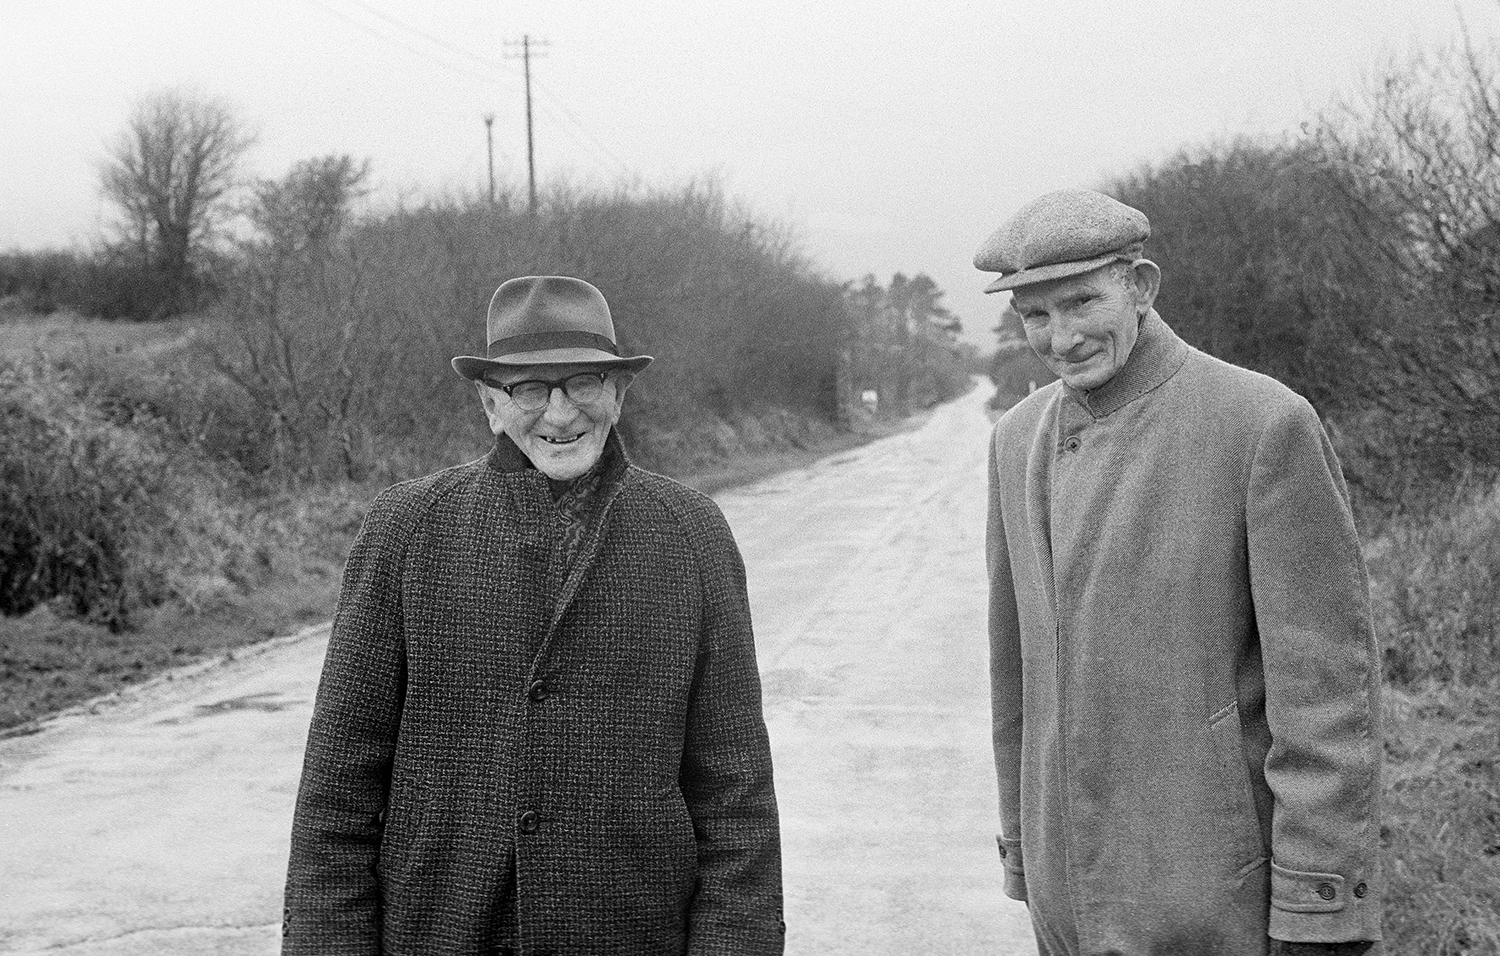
top-left (478, 362), bottom-right (628, 480)
top-left (1008, 260), bottom-right (1161, 392)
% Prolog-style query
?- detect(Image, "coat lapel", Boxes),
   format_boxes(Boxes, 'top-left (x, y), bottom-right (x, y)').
top-left (536, 429), bottom-right (632, 664)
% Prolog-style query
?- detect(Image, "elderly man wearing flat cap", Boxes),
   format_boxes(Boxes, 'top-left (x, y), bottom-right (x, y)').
top-left (976, 191), bottom-right (1383, 956)
top-left (282, 276), bottom-right (785, 956)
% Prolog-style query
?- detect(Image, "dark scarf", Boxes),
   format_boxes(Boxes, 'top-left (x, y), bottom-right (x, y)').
top-left (487, 430), bottom-right (625, 572)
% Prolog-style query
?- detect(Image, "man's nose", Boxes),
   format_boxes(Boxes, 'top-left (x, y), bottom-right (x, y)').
top-left (541, 386), bottom-right (580, 421)
top-left (1051, 321), bottom-right (1084, 355)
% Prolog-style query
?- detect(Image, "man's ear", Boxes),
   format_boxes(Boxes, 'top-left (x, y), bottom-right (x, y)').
top-left (1130, 259), bottom-right (1161, 316)
top-left (476, 379), bottom-right (504, 435)
top-left (611, 370), bottom-right (637, 407)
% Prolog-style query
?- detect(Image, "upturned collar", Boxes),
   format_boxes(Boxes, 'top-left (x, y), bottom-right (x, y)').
top-left (1065, 309), bottom-right (1188, 419)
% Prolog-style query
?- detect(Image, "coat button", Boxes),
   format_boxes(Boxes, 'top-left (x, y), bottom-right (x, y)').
top-left (1316, 882), bottom-right (1336, 900)
top-left (518, 810), bottom-right (540, 832)
top-left (1063, 435), bottom-right (1081, 452)
top-left (1354, 881), bottom-right (1368, 898)
top-left (528, 679), bottom-right (549, 701)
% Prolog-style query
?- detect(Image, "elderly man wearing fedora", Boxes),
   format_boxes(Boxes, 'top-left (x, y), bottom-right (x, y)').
top-left (282, 276), bottom-right (784, 956)
top-left (976, 191), bottom-right (1383, 956)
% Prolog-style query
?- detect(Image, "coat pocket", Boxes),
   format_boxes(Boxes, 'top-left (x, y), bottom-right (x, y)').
top-left (1208, 701), bottom-right (1268, 875)
top-left (378, 771), bottom-right (431, 885)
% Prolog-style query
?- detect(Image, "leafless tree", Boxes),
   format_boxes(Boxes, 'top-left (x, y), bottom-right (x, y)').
top-left (101, 88), bottom-right (254, 316)
top-left (248, 154), bottom-right (372, 262)
top-left (215, 155), bottom-right (375, 480)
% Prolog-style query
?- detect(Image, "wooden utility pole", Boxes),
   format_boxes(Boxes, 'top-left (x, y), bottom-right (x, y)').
top-left (482, 113), bottom-right (495, 204)
top-left (504, 35), bottom-right (548, 215)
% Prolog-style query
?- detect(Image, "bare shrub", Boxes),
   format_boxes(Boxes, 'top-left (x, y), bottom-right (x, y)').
top-left (1108, 125), bottom-right (1500, 518)
top-left (215, 180), bottom-right (922, 481)
top-left (1110, 138), bottom-right (1394, 414)
top-left (0, 361), bottom-right (264, 627)
top-left (1309, 37), bottom-right (1500, 512)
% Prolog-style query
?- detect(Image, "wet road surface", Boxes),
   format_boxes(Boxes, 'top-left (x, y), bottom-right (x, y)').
top-left (0, 380), bottom-right (1033, 954)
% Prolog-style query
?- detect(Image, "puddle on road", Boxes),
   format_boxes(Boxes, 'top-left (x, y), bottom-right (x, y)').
top-left (156, 692), bottom-right (304, 725)
top-left (761, 667), bottom-right (840, 704)
top-left (734, 485), bottom-right (790, 497)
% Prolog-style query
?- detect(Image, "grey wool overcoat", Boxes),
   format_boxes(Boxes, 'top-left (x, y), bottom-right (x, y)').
top-left (283, 430), bottom-right (784, 956)
top-left (987, 311), bottom-right (1383, 955)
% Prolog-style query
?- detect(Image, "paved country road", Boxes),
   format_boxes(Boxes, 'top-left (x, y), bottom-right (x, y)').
top-left (0, 380), bottom-right (1034, 955)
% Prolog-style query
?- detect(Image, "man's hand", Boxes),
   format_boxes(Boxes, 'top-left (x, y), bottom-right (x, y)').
top-left (1269, 940), bottom-right (1374, 956)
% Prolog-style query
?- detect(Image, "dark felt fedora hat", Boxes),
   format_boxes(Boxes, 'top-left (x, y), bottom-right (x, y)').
top-left (451, 275), bottom-right (653, 381)
top-left (974, 189), bottom-right (1150, 294)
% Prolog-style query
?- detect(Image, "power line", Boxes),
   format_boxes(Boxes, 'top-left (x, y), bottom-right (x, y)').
top-left (334, 0), bottom-right (511, 74)
top-left (327, 2), bottom-right (630, 176)
top-left (531, 77), bottom-right (633, 175)
top-left (296, 0), bottom-right (496, 83)
top-left (293, 0), bottom-right (633, 183)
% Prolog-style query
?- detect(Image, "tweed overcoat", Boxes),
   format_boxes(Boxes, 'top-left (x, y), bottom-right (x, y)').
top-left (283, 431), bottom-right (784, 956)
top-left (986, 311), bottom-right (1383, 955)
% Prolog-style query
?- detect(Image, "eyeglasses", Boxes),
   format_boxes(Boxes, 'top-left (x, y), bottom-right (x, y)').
top-left (485, 371), bottom-right (609, 411)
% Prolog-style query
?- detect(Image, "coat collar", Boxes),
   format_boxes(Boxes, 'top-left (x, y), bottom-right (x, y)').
top-left (1065, 309), bottom-right (1188, 419)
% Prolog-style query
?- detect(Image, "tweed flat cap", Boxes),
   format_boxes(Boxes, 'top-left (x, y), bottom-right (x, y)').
top-left (974, 189), bottom-right (1150, 293)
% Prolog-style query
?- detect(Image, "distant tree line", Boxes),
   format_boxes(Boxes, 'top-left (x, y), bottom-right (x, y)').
top-left (842, 271), bottom-right (973, 419)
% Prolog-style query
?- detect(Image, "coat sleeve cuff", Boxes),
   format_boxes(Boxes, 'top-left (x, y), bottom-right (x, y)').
top-left (1268, 861), bottom-right (1382, 943)
top-left (997, 834), bottom-right (1027, 901)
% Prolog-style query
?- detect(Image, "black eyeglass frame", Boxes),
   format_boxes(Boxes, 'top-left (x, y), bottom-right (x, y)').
top-left (483, 370), bottom-right (611, 411)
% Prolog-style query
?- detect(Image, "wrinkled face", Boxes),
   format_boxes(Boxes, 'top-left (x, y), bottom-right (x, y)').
top-left (1009, 262), bottom-right (1156, 392)
top-left (478, 363), bottom-right (627, 480)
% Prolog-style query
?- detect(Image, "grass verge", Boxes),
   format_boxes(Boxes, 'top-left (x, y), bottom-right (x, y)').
top-left (0, 570), bottom-right (338, 732)
top-left (1381, 685), bottom-right (1500, 953)
top-left (1369, 484), bottom-right (1500, 954)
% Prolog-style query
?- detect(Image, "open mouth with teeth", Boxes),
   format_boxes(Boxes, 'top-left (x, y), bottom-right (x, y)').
top-left (540, 434), bottom-right (584, 445)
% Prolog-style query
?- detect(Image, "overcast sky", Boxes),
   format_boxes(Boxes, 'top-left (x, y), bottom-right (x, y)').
top-left (5, 0), bottom-right (1500, 345)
